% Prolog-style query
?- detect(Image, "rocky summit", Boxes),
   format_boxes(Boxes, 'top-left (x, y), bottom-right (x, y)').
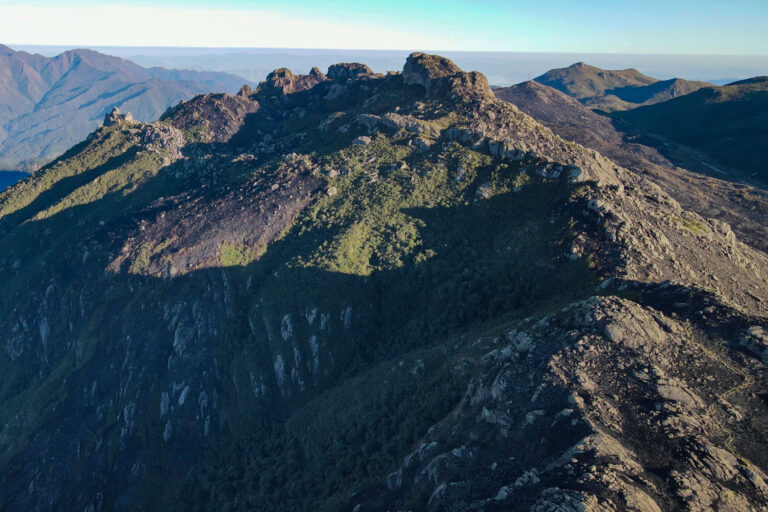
top-left (0, 52), bottom-right (767, 512)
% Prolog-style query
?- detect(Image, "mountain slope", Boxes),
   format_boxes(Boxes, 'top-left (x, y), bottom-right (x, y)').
top-left (493, 81), bottom-right (768, 252)
top-left (0, 44), bottom-right (251, 172)
top-left (0, 53), bottom-right (766, 512)
top-left (535, 62), bottom-right (712, 112)
top-left (614, 77), bottom-right (768, 186)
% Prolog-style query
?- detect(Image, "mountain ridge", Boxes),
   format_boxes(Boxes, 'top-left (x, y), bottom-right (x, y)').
top-left (492, 80), bottom-right (768, 251)
top-left (0, 52), bottom-right (766, 511)
top-left (0, 44), bottom-right (253, 173)
top-left (614, 77), bottom-right (768, 186)
top-left (535, 61), bottom-right (713, 112)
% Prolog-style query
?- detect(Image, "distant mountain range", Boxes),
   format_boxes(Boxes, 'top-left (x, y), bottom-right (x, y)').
top-left (0, 44), bottom-right (251, 173)
top-left (614, 76), bottom-right (768, 185)
top-left (534, 62), bottom-right (713, 112)
top-left (497, 61), bottom-right (766, 187)
top-left (493, 80), bottom-right (768, 250)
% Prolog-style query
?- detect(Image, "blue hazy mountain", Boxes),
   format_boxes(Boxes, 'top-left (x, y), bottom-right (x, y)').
top-left (0, 44), bottom-right (252, 172)
top-left (18, 45), bottom-right (766, 87)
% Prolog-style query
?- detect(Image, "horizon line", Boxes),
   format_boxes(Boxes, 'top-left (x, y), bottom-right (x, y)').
top-left (6, 43), bottom-right (768, 59)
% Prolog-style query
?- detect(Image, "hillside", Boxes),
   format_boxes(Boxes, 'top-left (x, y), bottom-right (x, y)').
top-left (0, 53), bottom-right (767, 511)
top-left (535, 62), bottom-right (712, 112)
top-left (614, 77), bottom-right (768, 186)
top-left (0, 44), bottom-right (251, 172)
top-left (493, 81), bottom-right (768, 252)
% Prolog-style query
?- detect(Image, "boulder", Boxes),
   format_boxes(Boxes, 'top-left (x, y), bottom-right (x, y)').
top-left (327, 62), bottom-right (374, 80)
top-left (739, 326), bottom-right (768, 364)
top-left (568, 166), bottom-right (587, 183)
top-left (324, 83), bottom-right (348, 100)
top-left (351, 136), bottom-right (372, 146)
top-left (412, 137), bottom-right (433, 152)
top-left (355, 114), bottom-right (382, 133)
top-left (402, 52), bottom-right (461, 95)
top-left (381, 112), bottom-right (422, 132)
top-left (236, 84), bottom-right (254, 97)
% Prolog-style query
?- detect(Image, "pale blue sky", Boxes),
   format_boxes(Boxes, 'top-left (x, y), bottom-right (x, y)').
top-left (1, 0), bottom-right (766, 54)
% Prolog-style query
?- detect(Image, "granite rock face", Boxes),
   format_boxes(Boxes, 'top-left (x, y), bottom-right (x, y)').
top-left (402, 52), bottom-right (462, 95)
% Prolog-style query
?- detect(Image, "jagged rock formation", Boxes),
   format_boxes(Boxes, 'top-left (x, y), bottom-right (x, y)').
top-left (103, 107), bottom-right (136, 127)
top-left (0, 52), bottom-right (766, 512)
top-left (327, 62), bottom-right (376, 80)
top-left (257, 67), bottom-right (329, 96)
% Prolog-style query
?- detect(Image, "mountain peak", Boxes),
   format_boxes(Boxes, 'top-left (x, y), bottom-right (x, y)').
top-left (727, 75), bottom-right (768, 86)
top-left (402, 52), bottom-right (462, 94)
top-left (534, 62), bottom-right (659, 105)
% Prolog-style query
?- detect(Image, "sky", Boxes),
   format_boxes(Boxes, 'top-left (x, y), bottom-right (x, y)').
top-left (1, 0), bottom-right (767, 55)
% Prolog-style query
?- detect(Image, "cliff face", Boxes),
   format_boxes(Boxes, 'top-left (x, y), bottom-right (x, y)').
top-left (0, 53), bottom-right (766, 511)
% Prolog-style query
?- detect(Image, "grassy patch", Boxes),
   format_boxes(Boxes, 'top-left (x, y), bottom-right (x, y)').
top-left (676, 216), bottom-right (706, 235)
top-left (220, 241), bottom-right (256, 267)
top-left (130, 238), bottom-right (176, 274)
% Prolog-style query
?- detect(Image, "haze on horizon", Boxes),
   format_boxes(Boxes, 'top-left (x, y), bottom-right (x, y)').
top-left (1, 0), bottom-right (767, 56)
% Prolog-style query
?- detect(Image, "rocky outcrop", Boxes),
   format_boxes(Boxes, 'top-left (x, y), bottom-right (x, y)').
top-left (256, 66), bottom-right (328, 96)
top-left (236, 84), bottom-right (254, 97)
top-left (327, 62), bottom-right (374, 80)
top-left (402, 52), bottom-right (462, 95)
top-left (103, 106), bottom-right (135, 127)
top-left (363, 293), bottom-right (768, 511)
top-left (161, 92), bottom-right (259, 143)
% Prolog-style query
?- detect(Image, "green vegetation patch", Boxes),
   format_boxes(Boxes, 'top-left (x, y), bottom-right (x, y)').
top-left (220, 241), bottom-right (256, 267)
top-left (675, 216), bottom-right (707, 236)
top-left (130, 238), bottom-right (176, 274)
